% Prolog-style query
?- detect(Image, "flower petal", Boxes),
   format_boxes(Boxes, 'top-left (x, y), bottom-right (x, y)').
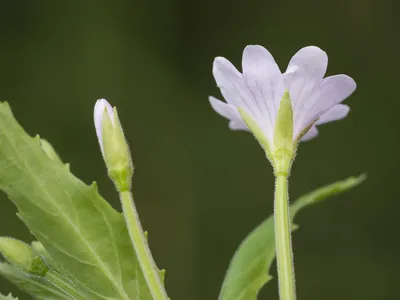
top-left (300, 75), bottom-right (356, 129)
top-left (209, 96), bottom-right (247, 131)
top-left (229, 120), bottom-right (249, 131)
top-left (212, 54), bottom-right (278, 142)
top-left (285, 46), bottom-right (328, 79)
top-left (316, 104), bottom-right (350, 125)
top-left (242, 45), bottom-right (285, 126)
top-left (283, 47), bottom-right (328, 137)
top-left (212, 57), bottom-right (243, 107)
top-left (94, 99), bottom-right (113, 154)
top-left (210, 45), bottom-right (356, 145)
top-left (300, 125), bottom-right (318, 141)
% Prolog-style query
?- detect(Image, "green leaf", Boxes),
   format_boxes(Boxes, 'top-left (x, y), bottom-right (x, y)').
top-left (0, 292), bottom-right (18, 300)
top-left (219, 174), bottom-right (366, 300)
top-left (0, 102), bottom-right (152, 299)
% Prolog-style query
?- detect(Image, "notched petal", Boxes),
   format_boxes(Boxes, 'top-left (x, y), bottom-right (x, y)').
top-left (286, 46), bottom-right (328, 79)
top-left (242, 45), bottom-right (279, 74)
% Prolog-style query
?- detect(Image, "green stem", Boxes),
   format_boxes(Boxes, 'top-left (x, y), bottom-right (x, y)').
top-left (119, 191), bottom-right (169, 300)
top-left (274, 174), bottom-right (296, 300)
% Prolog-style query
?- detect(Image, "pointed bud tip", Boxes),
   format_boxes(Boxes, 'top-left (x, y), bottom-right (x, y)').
top-left (94, 98), bottom-right (115, 154)
top-left (94, 98), bottom-right (113, 128)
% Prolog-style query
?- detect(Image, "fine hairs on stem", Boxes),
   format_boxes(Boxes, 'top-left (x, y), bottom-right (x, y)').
top-left (274, 172), bottom-right (296, 300)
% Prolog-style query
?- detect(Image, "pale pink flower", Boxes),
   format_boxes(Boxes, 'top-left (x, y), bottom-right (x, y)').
top-left (209, 46), bottom-right (356, 145)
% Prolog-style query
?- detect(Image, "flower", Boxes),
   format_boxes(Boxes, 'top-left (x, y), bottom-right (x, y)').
top-left (94, 99), bottom-right (133, 192)
top-left (209, 45), bottom-right (356, 149)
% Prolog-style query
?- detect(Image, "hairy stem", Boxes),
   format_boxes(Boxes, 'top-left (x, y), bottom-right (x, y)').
top-left (274, 174), bottom-right (296, 300)
top-left (119, 191), bottom-right (169, 300)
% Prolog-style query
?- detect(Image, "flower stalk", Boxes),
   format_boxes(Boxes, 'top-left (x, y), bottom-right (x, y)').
top-left (271, 90), bottom-right (296, 300)
top-left (94, 99), bottom-right (169, 300)
top-left (119, 191), bottom-right (169, 300)
top-left (274, 169), bottom-right (296, 300)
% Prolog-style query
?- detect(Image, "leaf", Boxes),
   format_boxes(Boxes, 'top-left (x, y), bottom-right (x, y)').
top-left (0, 293), bottom-right (18, 300)
top-left (219, 174), bottom-right (366, 300)
top-left (0, 102), bottom-right (152, 299)
top-left (0, 262), bottom-right (68, 300)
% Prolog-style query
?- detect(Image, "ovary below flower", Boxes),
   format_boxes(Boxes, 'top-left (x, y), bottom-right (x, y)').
top-left (209, 45), bottom-right (356, 156)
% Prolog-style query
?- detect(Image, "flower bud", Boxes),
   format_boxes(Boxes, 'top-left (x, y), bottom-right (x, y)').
top-left (0, 237), bottom-right (48, 276)
top-left (94, 99), bottom-right (133, 192)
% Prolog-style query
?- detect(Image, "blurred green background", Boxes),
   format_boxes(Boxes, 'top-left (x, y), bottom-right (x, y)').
top-left (0, 1), bottom-right (397, 299)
